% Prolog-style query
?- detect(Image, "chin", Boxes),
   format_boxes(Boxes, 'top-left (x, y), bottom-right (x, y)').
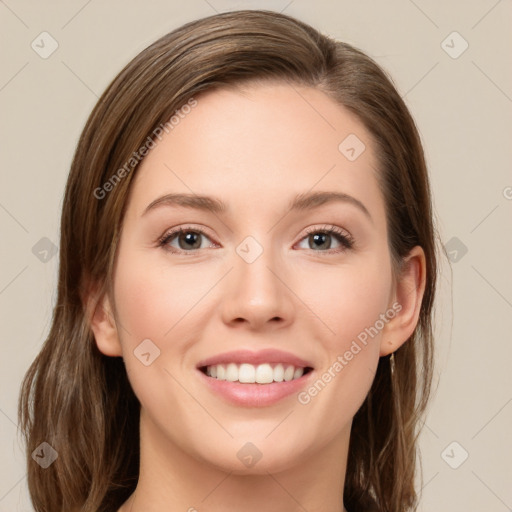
top-left (191, 431), bottom-right (314, 476)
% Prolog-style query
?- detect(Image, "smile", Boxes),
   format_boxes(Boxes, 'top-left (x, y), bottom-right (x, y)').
top-left (196, 349), bottom-right (315, 407)
top-left (201, 363), bottom-right (312, 384)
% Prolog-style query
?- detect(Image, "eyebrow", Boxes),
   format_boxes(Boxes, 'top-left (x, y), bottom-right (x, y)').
top-left (142, 191), bottom-right (372, 221)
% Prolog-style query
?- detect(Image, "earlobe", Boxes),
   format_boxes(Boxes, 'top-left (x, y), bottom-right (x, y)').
top-left (86, 285), bottom-right (123, 357)
top-left (380, 246), bottom-right (427, 356)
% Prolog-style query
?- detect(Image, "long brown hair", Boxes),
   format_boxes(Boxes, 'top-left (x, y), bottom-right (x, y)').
top-left (18, 10), bottom-right (438, 512)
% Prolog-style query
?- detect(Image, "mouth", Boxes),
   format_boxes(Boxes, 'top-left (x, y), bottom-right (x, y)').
top-left (195, 349), bottom-right (315, 407)
top-left (199, 363), bottom-right (314, 384)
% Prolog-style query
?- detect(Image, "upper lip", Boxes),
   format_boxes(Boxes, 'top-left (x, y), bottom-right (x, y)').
top-left (196, 349), bottom-right (314, 369)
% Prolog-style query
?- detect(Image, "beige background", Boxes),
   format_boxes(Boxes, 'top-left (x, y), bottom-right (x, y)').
top-left (1, 1), bottom-right (511, 510)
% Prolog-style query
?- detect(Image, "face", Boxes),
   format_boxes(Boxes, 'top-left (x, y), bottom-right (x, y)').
top-left (98, 82), bottom-right (404, 474)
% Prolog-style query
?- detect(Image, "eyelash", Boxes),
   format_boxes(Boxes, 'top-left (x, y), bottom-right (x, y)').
top-left (302, 225), bottom-right (354, 253)
top-left (157, 224), bottom-right (354, 255)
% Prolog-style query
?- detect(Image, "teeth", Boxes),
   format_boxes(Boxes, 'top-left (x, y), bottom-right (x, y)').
top-left (273, 363), bottom-right (284, 382)
top-left (284, 365), bottom-right (295, 381)
top-left (239, 363), bottom-right (255, 383)
top-left (226, 363), bottom-right (238, 382)
top-left (205, 363), bottom-right (307, 384)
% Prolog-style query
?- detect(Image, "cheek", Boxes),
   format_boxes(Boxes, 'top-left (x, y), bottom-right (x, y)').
top-left (111, 250), bottom-right (216, 406)
top-left (292, 255), bottom-right (392, 419)
top-left (113, 252), bottom-right (206, 346)
top-left (297, 256), bottom-right (393, 351)
top-left (111, 253), bottom-right (204, 432)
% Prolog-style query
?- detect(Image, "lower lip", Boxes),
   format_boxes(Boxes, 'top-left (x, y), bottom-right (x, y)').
top-left (197, 369), bottom-right (314, 407)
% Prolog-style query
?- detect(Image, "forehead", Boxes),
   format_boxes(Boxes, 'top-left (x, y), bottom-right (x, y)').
top-left (126, 82), bottom-right (385, 225)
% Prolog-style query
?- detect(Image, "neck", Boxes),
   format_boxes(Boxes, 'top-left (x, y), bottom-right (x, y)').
top-left (119, 409), bottom-right (351, 512)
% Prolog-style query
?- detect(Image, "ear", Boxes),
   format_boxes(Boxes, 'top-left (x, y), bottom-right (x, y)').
top-left (85, 283), bottom-right (123, 357)
top-left (380, 246), bottom-right (427, 356)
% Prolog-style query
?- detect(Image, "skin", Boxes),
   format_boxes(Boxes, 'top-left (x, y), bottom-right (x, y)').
top-left (89, 82), bottom-right (426, 512)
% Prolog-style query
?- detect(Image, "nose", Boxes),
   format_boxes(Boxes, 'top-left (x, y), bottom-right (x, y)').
top-left (219, 243), bottom-right (295, 331)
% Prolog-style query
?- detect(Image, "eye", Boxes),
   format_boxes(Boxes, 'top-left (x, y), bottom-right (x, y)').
top-left (296, 225), bottom-right (354, 253)
top-left (158, 224), bottom-right (354, 255)
top-left (158, 227), bottom-right (217, 254)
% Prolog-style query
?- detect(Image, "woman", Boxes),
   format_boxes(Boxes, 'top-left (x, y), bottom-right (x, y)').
top-left (18, 9), bottom-right (438, 512)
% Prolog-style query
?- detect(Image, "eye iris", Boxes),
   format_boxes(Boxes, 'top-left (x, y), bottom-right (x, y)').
top-left (179, 231), bottom-right (201, 250)
top-left (310, 232), bottom-right (331, 250)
